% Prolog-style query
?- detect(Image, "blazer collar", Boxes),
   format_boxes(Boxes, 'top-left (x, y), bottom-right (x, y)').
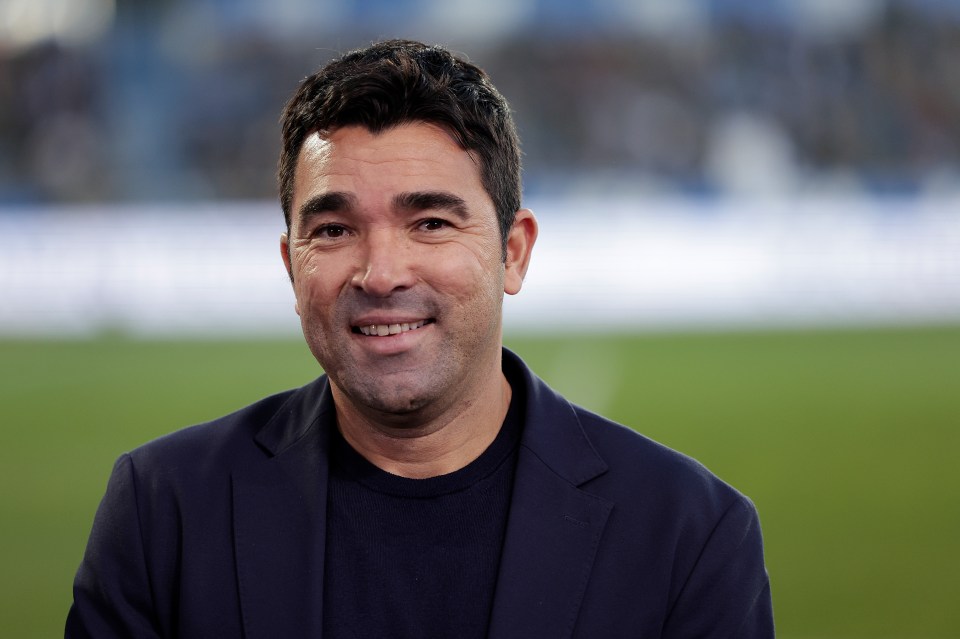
top-left (504, 347), bottom-right (608, 485)
top-left (254, 374), bottom-right (333, 456)
top-left (252, 349), bottom-right (609, 483)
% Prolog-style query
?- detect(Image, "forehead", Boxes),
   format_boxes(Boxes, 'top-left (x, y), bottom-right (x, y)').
top-left (292, 122), bottom-right (488, 207)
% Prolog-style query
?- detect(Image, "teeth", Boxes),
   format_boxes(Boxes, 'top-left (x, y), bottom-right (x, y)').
top-left (358, 320), bottom-right (427, 336)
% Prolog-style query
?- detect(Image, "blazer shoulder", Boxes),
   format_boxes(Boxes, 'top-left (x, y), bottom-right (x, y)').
top-left (124, 376), bottom-right (326, 477)
top-left (508, 349), bottom-right (751, 518)
top-left (571, 404), bottom-right (752, 518)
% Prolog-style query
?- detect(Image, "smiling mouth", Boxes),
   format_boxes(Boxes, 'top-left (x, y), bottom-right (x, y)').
top-left (352, 319), bottom-right (435, 337)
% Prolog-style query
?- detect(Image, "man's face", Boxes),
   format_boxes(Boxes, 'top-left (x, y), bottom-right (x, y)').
top-left (282, 122), bottom-right (534, 421)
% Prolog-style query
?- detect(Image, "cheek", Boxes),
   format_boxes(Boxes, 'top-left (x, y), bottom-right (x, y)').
top-left (295, 253), bottom-right (347, 299)
top-left (435, 233), bottom-right (503, 280)
top-left (428, 254), bottom-right (504, 304)
top-left (294, 270), bottom-right (339, 321)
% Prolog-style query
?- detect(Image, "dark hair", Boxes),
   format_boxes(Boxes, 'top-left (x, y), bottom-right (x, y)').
top-left (278, 39), bottom-right (521, 252)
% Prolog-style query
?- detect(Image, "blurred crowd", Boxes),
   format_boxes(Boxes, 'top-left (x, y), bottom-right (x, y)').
top-left (2, 0), bottom-right (960, 205)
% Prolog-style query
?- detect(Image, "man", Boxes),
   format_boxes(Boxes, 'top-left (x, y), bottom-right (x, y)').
top-left (68, 40), bottom-right (774, 638)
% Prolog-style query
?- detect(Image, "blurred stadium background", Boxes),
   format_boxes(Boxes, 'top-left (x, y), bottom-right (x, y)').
top-left (1, 0), bottom-right (959, 637)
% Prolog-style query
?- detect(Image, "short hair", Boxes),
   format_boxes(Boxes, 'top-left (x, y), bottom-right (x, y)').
top-left (278, 39), bottom-right (521, 252)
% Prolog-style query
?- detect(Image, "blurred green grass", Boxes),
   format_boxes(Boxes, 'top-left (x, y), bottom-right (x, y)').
top-left (1, 325), bottom-right (958, 638)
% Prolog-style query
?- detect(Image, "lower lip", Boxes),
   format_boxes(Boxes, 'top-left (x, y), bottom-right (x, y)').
top-left (352, 323), bottom-right (433, 356)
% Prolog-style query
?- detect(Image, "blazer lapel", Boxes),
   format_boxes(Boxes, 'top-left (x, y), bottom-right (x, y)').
top-left (233, 377), bottom-right (334, 639)
top-left (488, 351), bottom-right (613, 639)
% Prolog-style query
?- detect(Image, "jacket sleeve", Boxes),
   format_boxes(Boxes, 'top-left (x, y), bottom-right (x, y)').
top-left (662, 495), bottom-right (775, 638)
top-left (66, 454), bottom-right (164, 638)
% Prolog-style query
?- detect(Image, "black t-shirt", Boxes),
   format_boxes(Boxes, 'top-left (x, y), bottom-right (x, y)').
top-left (322, 383), bottom-right (524, 639)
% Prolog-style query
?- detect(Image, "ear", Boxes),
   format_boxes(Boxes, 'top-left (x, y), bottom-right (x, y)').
top-left (503, 208), bottom-right (538, 295)
top-left (280, 233), bottom-right (300, 315)
top-left (280, 233), bottom-right (293, 280)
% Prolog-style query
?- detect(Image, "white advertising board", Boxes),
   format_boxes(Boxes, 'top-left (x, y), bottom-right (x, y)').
top-left (2, 196), bottom-right (959, 336)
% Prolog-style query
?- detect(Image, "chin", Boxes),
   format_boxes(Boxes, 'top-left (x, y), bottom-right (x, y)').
top-left (342, 376), bottom-right (436, 415)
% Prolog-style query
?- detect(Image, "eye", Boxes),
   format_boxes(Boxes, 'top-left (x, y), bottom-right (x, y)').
top-left (420, 218), bottom-right (447, 231)
top-left (314, 224), bottom-right (349, 239)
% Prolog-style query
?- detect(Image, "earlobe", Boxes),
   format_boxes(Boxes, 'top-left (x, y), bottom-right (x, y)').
top-left (503, 208), bottom-right (538, 295)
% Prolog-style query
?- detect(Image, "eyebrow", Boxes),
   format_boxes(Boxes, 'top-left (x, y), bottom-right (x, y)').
top-left (297, 192), bottom-right (358, 220)
top-left (296, 190), bottom-right (471, 222)
top-left (394, 191), bottom-right (470, 220)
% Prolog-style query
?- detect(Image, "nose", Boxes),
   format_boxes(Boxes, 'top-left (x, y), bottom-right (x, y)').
top-left (351, 229), bottom-right (416, 297)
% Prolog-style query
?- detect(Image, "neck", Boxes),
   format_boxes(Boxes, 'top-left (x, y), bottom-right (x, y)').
top-left (331, 361), bottom-right (513, 479)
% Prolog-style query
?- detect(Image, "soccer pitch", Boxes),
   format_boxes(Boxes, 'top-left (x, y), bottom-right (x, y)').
top-left (1, 325), bottom-right (957, 638)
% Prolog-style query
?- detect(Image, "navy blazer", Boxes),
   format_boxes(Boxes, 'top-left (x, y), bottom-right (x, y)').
top-left (68, 349), bottom-right (774, 638)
